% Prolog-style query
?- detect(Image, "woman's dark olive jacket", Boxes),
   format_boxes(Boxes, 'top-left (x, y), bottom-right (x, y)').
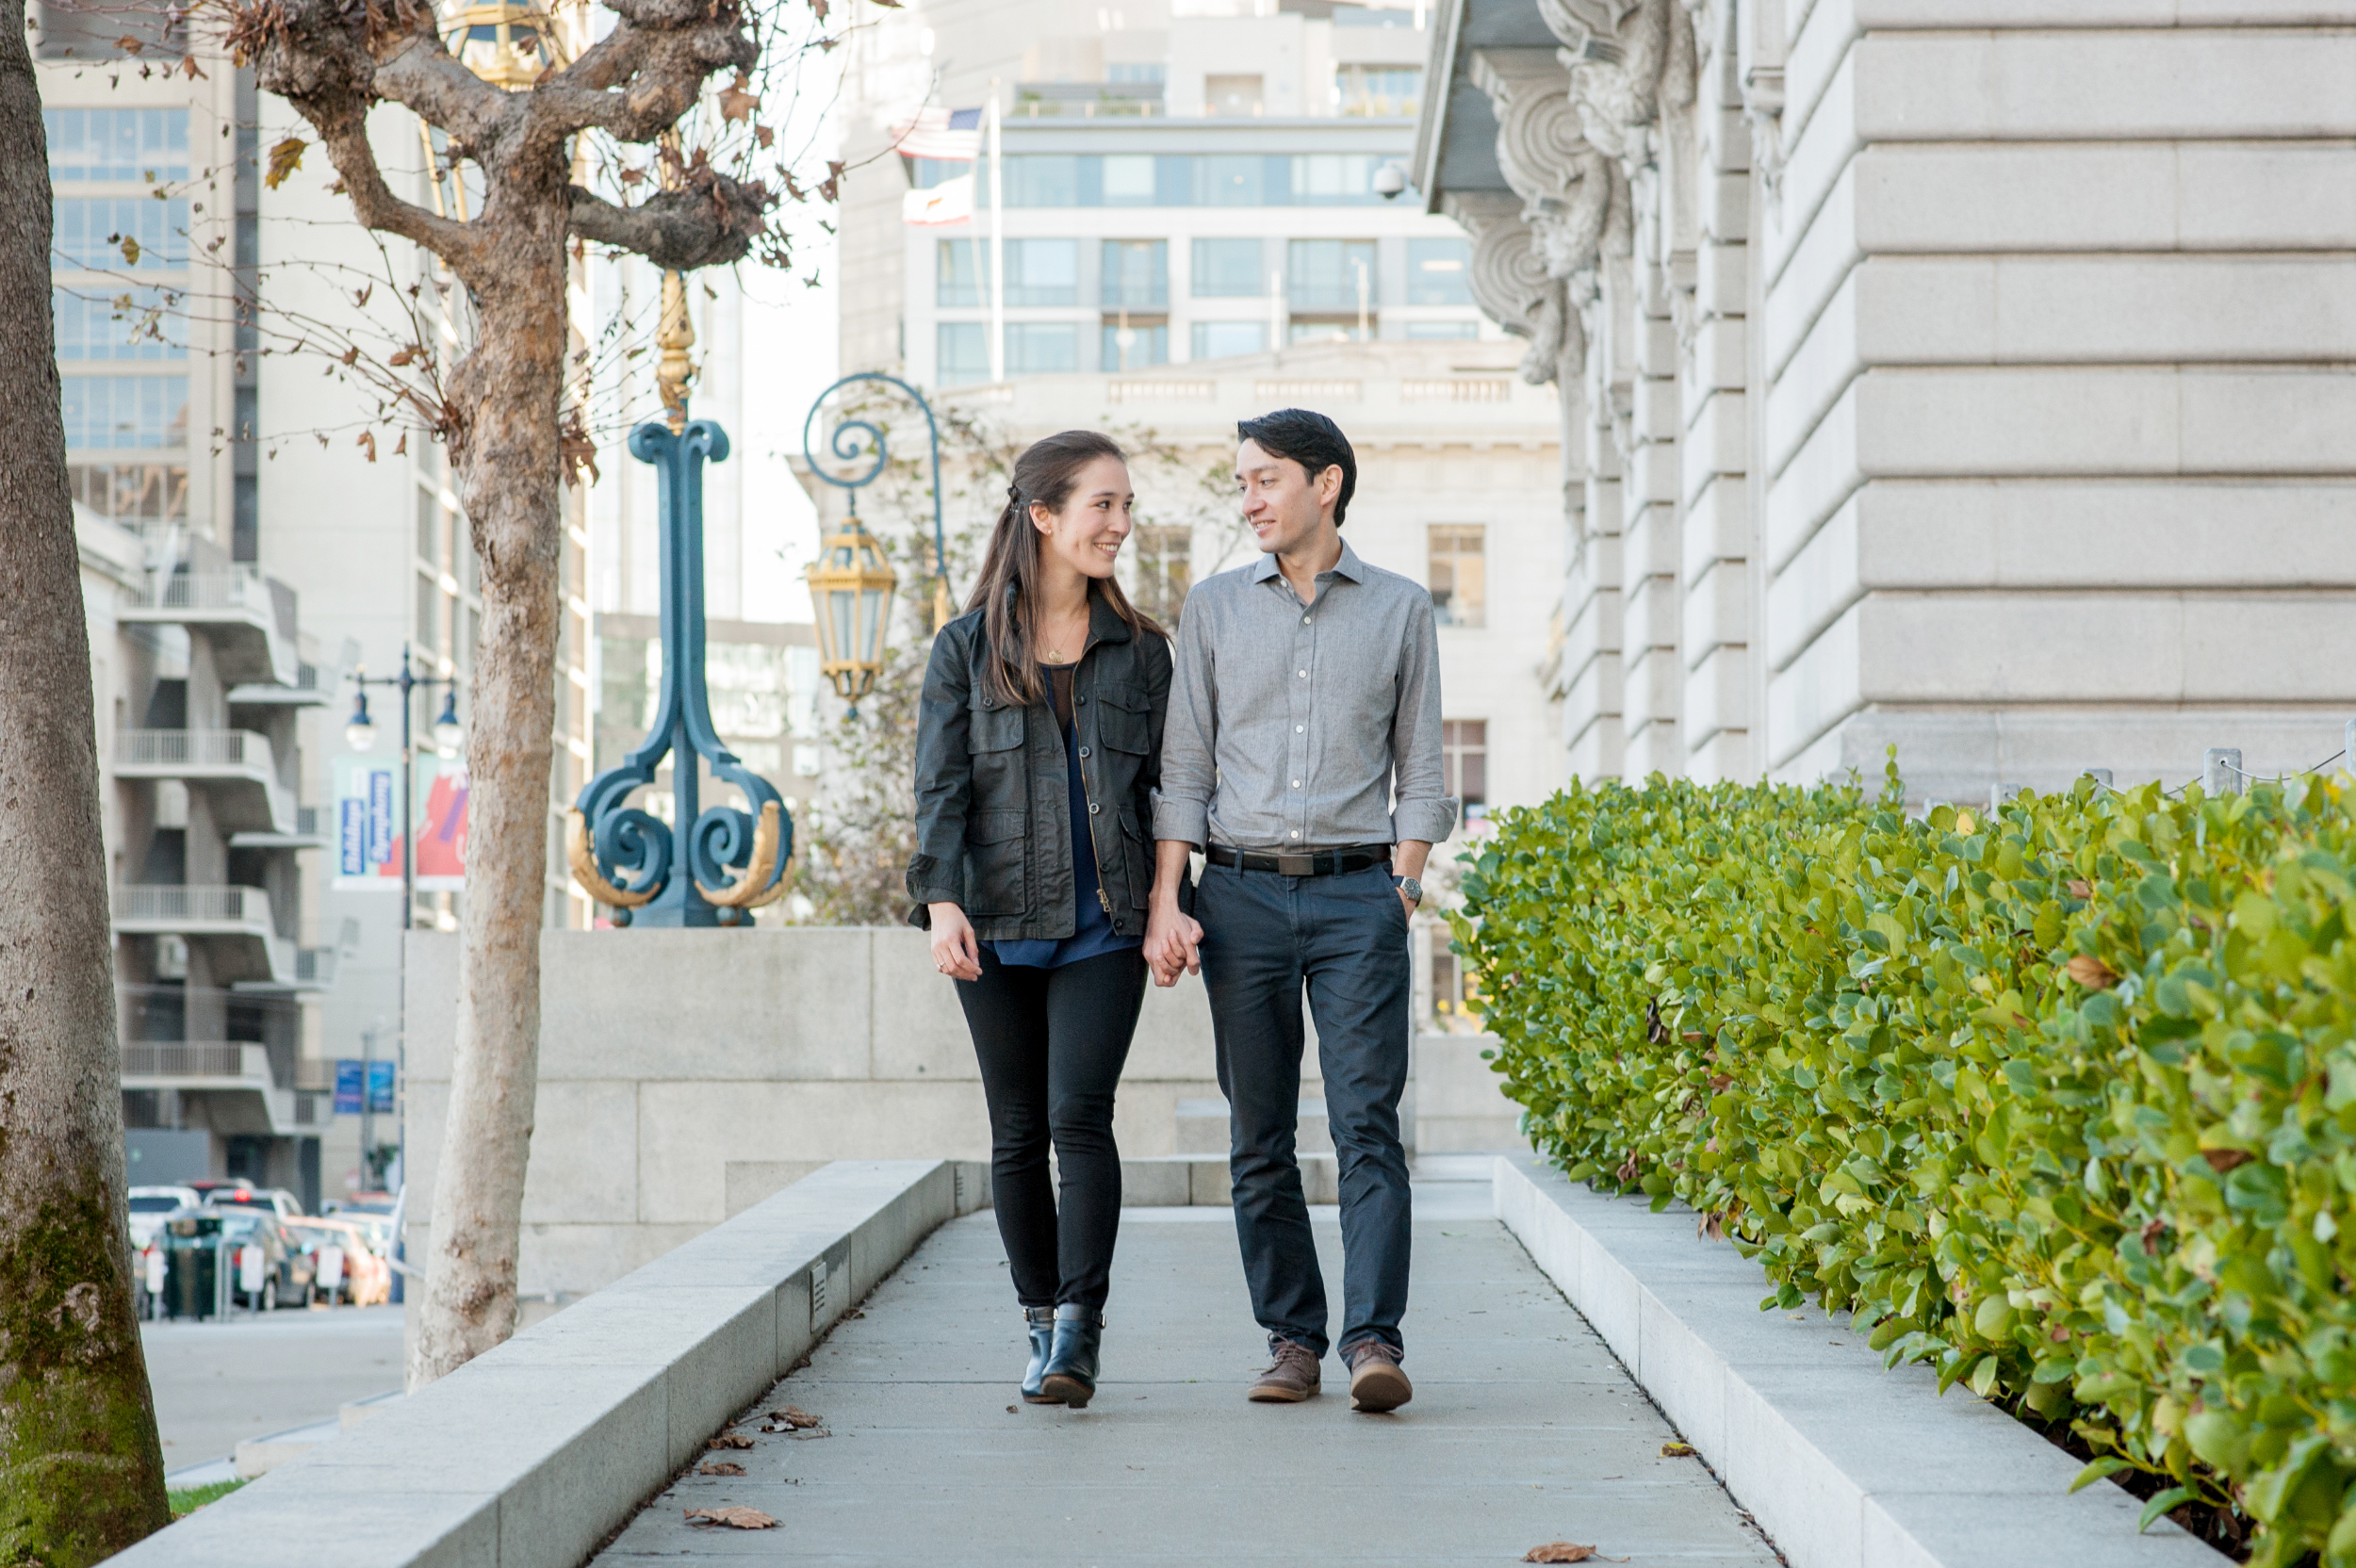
top-left (907, 590), bottom-right (1171, 939)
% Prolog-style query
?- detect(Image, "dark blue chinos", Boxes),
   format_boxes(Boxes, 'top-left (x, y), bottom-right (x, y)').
top-left (1197, 859), bottom-right (1413, 1360)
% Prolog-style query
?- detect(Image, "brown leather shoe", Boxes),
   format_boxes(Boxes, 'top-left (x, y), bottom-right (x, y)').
top-left (1347, 1342), bottom-right (1412, 1413)
top-left (1248, 1340), bottom-right (1321, 1402)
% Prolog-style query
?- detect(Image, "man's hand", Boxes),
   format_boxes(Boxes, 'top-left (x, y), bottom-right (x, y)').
top-left (1147, 839), bottom-right (1203, 987)
top-left (1393, 839), bottom-right (1432, 924)
top-left (927, 902), bottom-right (983, 982)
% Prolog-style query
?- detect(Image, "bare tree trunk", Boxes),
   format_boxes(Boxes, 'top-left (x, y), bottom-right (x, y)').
top-left (408, 194), bottom-right (567, 1387)
top-left (0, 1), bottom-right (173, 1553)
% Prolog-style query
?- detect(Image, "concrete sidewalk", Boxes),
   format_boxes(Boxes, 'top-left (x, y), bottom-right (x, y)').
top-left (593, 1195), bottom-right (1779, 1565)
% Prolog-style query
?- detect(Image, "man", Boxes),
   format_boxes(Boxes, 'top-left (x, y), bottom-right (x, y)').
top-left (1146, 407), bottom-right (1456, 1413)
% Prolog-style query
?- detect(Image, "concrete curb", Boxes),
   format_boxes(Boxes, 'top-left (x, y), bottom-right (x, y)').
top-left (117, 1159), bottom-right (974, 1568)
top-left (1494, 1153), bottom-right (2231, 1568)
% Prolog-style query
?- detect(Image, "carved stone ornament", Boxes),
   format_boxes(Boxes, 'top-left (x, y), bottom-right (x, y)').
top-left (1539, 0), bottom-right (1697, 167)
top-left (1445, 191), bottom-right (1583, 387)
top-left (1466, 49), bottom-right (1629, 289)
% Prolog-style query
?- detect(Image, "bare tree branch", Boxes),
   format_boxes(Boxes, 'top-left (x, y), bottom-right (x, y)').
top-left (567, 178), bottom-right (765, 270)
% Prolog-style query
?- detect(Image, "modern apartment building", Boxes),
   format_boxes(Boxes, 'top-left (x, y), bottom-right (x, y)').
top-left (36, 7), bottom-right (603, 1200)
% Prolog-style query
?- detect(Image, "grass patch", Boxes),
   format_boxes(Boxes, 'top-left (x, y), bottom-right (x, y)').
top-left (168, 1478), bottom-right (247, 1517)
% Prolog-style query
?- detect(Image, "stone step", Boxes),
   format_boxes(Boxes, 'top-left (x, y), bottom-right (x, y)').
top-left (1121, 1153), bottom-right (1339, 1207)
top-left (1174, 1096), bottom-right (1335, 1155)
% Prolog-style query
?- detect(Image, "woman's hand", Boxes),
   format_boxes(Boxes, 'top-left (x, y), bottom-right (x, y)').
top-left (1144, 904), bottom-right (1203, 988)
top-left (928, 903), bottom-right (983, 982)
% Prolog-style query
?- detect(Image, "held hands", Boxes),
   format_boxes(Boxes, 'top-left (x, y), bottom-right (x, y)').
top-left (1144, 903), bottom-right (1203, 988)
top-left (927, 902), bottom-right (983, 982)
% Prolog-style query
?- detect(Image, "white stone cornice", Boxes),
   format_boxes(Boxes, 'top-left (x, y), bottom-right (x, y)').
top-left (1465, 48), bottom-right (1632, 292)
top-left (1445, 191), bottom-right (1582, 390)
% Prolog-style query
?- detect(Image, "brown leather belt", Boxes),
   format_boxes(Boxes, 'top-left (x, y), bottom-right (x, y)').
top-left (1204, 843), bottom-right (1392, 877)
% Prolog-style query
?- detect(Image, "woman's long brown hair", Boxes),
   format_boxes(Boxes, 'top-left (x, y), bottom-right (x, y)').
top-left (964, 430), bottom-right (1164, 709)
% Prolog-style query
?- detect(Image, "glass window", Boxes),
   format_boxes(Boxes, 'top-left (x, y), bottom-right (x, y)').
top-left (1334, 3), bottom-right (1415, 24)
top-left (1288, 318), bottom-right (1369, 345)
top-left (1430, 923), bottom-right (1483, 1031)
top-left (1130, 522), bottom-right (1192, 626)
top-left (1191, 320), bottom-right (1266, 360)
top-left (53, 197), bottom-right (188, 269)
top-left (1107, 62), bottom-right (1166, 84)
top-left (1428, 524), bottom-right (1485, 628)
top-left (1334, 65), bottom-right (1421, 117)
top-left (1101, 240), bottom-right (1167, 308)
top-left (1287, 239), bottom-right (1377, 310)
top-left (937, 238), bottom-right (984, 307)
top-left (1406, 319), bottom-right (1480, 339)
top-left (1000, 155), bottom-right (1080, 207)
top-left (417, 487), bottom-right (439, 568)
top-left (53, 286), bottom-right (185, 359)
top-left (1194, 155), bottom-right (1270, 207)
top-left (909, 156), bottom-right (969, 190)
top-left (68, 463), bottom-right (186, 525)
top-left (1101, 319), bottom-right (1168, 371)
top-left (1101, 155), bottom-right (1157, 204)
top-left (1007, 323), bottom-right (1078, 374)
top-left (1293, 155), bottom-right (1384, 205)
top-left (417, 573), bottom-right (441, 656)
top-left (1408, 238), bottom-right (1473, 305)
top-left (1006, 239), bottom-right (1078, 305)
top-left (937, 321), bottom-right (990, 386)
top-left (43, 108), bottom-right (188, 181)
top-left (58, 375), bottom-right (187, 450)
top-left (1443, 719), bottom-right (1487, 813)
top-left (1192, 238), bottom-right (1263, 298)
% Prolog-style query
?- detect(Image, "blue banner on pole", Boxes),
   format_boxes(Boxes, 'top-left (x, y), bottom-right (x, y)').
top-left (367, 1060), bottom-right (396, 1115)
top-left (333, 1059), bottom-right (364, 1115)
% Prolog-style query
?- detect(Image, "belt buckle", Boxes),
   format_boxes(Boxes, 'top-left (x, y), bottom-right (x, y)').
top-left (1273, 852), bottom-right (1316, 876)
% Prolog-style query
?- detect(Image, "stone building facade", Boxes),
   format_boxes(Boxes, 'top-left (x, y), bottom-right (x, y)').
top-left (1417, 0), bottom-right (2356, 800)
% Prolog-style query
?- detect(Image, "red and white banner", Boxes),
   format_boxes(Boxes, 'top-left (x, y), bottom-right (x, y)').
top-left (903, 174), bottom-right (974, 226)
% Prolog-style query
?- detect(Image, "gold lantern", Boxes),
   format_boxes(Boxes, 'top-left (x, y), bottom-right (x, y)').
top-left (442, 1), bottom-right (559, 89)
top-left (806, 518), bottom-right (899, 710)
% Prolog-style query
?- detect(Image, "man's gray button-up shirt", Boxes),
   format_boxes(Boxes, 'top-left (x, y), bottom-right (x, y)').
top-left (1152, 539), bottom-right (1458, 851)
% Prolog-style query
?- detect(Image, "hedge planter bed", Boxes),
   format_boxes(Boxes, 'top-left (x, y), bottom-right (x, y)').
top-left (1456, 765), bottom-right (2356, 1566)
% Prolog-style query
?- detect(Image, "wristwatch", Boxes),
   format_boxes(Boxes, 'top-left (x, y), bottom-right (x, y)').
top-left (1392, 874), bottom-right (1423, 906)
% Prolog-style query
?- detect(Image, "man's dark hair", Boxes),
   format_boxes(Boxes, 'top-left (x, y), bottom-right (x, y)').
top-left (1237, 408), bottom-right (1357, 529)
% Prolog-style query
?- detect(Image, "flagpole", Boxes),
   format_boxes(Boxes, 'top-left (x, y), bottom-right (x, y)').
top-left (988, 83), bottom-right (1005, 384)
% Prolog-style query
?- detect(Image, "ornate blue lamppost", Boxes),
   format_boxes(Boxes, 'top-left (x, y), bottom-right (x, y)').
top-left (801, 374), bottom-right (953, 712)
top-left (567, 419), bottom-right (791, 926)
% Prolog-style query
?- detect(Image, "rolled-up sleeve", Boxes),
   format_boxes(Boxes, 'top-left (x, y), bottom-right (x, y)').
top-left (1389, 593), bottom-right (1458, 844)
top-left (905, 629), bottom-right (973, 917)
top-left (1151, 596), bottom-right (1216, 847)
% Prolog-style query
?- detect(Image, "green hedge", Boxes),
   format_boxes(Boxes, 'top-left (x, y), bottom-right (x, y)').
top-left (1454, 765), bottom-right (2356, 1565)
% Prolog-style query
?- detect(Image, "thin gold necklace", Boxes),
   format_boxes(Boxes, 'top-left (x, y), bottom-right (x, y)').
top-left (1039, 607), bottom-right (1088, 664)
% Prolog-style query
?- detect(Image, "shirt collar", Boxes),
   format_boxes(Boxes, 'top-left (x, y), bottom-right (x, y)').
top-left (1252, 539), bottom-right (1366, 587)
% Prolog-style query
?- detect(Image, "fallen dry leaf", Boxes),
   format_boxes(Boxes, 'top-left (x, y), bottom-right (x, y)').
top-left (2066, 954), bottom-right (2119, 990)
top-left (2067, 878), bottom-right (2093, 900)
top-left (1525, 1545), bottom-right (1626, 1563)
top-left (706, 1433), bottom-right (754, 1450)
top-left (697, 1462), bottom-right (744, 1477)
top-left (2203, 1148), bottom-right (2254, 1173)
top-left (769, 1406), bottom-right (822, 1429)
top-left (685, 1506), bottom-right (777, 1529)
top-left (1661, 1442), bottom-right (1695, 1457)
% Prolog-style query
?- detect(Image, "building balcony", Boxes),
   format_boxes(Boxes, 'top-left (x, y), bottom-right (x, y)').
top-left (119, 571), bottom-right (299, 688)
top-left (112, 884), bottom-right (294, 988)
top-left (229, 805), bottom-right (330, 853)
top-left (120, 1042), bottom-right (329, 1135)
top-left (227, 660), bottom-right (333, 710)
top-left (116, 729), bottom-right (299, 837)
top-left (231, 942), bottom-right (335, 996)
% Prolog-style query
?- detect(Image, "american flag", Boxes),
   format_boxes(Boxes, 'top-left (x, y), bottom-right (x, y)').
top-left (891, 106), bottom-right (983, 161)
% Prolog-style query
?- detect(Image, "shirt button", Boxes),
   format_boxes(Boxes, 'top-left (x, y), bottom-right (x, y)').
top-left (1289, 830), bottom-right (1300, 839)
top-left (1302, 615), bottom-right (1312, 625)
top-left (1297, 670), bottom-right (1307, 678)
top-left (1291, 779), bottom-right (1301, 788)
top-left (1295, 725), bottom-right (1303, 733)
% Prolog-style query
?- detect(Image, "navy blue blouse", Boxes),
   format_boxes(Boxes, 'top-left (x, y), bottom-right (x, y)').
top-left (987, 664), bottom-right (1143, 971)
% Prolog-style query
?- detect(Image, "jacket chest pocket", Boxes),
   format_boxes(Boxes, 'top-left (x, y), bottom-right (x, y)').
top-left (963, 702), bottom-right (1027, 916)
top-left (1093, 685), bottom-right (1151, 758)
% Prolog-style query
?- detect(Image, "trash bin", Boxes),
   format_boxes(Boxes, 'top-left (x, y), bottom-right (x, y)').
top-left (161, 1213), bottom-right (225, 1320)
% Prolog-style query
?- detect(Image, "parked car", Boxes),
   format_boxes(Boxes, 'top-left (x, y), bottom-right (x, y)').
top-left (207, 1208), bottom-right (318, 1310)
top-left (287, 1217), bottom-right (389, 1306)
top-left (328, 1192), bottom-right (397, 1218)
top-left (207, 1186), bottom-right (306, 1221)
top-left (126, 1185), bottom-right (200, 1252)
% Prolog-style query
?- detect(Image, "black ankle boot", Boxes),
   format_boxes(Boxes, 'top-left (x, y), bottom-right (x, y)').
top-left (1039, 1303), bottom-right (1104, 1409)
top-left (1021, 1306), bottom-right (1057, 1404)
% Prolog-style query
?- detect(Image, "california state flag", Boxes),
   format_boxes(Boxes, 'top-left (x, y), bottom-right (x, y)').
top-left (903, 174), bottom-right (974, 226)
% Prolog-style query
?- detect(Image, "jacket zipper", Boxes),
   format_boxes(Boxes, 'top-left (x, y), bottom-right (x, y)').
top-left (1073, 640), bottom-right (1118, 923)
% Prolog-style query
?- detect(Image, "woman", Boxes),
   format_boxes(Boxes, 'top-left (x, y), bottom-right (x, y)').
top-left (908, 430), bottom-right (1171, 1410)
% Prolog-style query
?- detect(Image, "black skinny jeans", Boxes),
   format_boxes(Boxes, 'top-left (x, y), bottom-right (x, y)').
top-left (956, 945), bottom-right (1149, 1311)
